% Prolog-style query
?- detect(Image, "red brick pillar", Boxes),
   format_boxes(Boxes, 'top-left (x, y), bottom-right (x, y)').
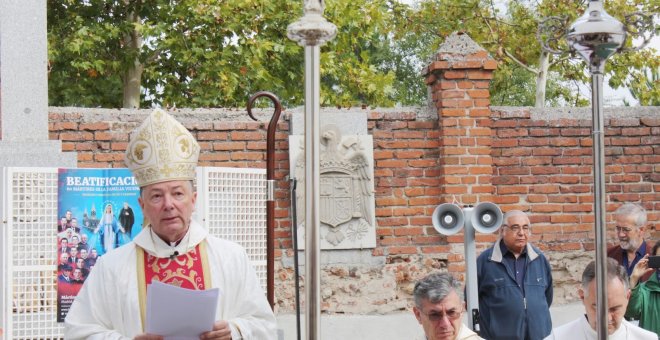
top-left (422, 32), bottom-right (498, 207)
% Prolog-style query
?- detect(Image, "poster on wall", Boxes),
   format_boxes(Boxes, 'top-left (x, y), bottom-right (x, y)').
top-left (56, 168), bottom-right (143, 322)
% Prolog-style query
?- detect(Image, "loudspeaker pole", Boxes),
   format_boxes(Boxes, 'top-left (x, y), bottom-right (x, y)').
top-left (462, 207), bottom-right (479, 331)
top-left (432, 202), bottom-right (502, 333)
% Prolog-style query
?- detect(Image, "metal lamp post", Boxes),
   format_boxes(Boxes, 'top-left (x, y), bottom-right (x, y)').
top-left (567, 3), bottom-right (625, 338)
top-left (538, 1), bottom-right (655, 339)
top-left (287, 1), bottom-right (336, 339)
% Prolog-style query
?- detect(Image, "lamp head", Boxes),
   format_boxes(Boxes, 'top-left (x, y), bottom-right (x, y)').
top-left (567, 0), bottom-right (626, 73)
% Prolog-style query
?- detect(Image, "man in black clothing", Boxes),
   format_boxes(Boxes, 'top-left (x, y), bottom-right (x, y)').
top-left (118, 202), bottom-right (135, 237)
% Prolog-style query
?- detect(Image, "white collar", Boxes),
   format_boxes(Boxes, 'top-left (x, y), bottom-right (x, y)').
top-left (133, 219), bottom-right (208, 258)
top-left (580, 314), bottom-right (630, 340)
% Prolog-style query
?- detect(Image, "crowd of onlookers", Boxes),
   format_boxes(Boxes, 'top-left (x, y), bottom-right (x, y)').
top-left (55, 199), bottom-right (658, 339)
top-left (413, 202), bottom-right (659, 340)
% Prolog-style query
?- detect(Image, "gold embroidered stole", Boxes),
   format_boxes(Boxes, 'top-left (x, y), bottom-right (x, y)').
top-left (137, 242), bottom-right (212, 330)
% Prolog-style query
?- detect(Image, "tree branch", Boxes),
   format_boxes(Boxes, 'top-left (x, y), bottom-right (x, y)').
top-left (504, 49), bottom-right (538, 75)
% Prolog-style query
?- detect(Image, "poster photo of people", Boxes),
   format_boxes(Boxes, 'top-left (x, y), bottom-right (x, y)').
top-left (56, 168), bottom-right (142, 322)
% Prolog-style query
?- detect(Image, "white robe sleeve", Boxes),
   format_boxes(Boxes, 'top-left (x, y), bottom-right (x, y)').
top-left (65, 228), bottom-right (277, 340)
top-left (64, 255), bottom-right (131, 339)
top-left (64, 246), bottom-right (142, 339)
top-left (210, 238), bottom-right (277, 340)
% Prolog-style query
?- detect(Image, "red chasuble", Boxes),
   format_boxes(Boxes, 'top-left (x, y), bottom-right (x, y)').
top-left (143, 245), bottom-right (206, 289)
top-left (137, 242), bottom-right (212, 329)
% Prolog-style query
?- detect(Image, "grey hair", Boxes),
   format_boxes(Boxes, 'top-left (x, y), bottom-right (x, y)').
top-left (500, 210), bottom-right (531, 235)
top-left (581, 258), bottom-right (629, 298)
top-left (413, 272), bottom-right (463, 308)
top-left (502, 210), bottom-right (528, 226)
top-left (614, 203), bottom-right (647, 228)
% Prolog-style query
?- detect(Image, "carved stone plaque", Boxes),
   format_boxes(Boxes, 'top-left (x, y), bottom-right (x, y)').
top-left (289, 123), bottom-right (376, 250)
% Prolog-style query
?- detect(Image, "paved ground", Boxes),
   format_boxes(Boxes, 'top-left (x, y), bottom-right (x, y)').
top-left (275, 302), bottom-right (584, 340)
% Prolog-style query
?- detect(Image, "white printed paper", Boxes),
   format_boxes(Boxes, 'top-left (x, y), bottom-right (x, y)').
top-left (146, 280), bottom-right (220, 339)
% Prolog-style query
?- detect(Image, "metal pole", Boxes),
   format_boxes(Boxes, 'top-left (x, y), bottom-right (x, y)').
top-left (0, 169), bottom-right (7, 337)
top-left (303, 44), bottom-right (322, 340)
top-left (540, 1), bottom-right (655, 338)
top-left (591, 72), bottom-right (608, 339)
top-left (462, 207), bottom-right (479, 332)
top-left (290, 178), bottom-right (302, 340)
top-left (287, 2), bottom-right (336, 339)
top-left (564, 2), bottom-right (627, 338)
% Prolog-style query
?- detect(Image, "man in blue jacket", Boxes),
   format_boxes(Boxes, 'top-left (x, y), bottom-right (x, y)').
top-left (476, 210), bottom-right (553, 340)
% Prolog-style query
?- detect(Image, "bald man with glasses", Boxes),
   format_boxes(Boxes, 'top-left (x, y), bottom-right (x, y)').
top-left (608, 203), bottom-right (654, 283)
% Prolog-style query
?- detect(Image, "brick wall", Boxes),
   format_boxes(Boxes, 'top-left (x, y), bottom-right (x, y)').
top-left (47, 103), bottom-right (659, 312)
top-left (490, 108), bottom-right (660, 249)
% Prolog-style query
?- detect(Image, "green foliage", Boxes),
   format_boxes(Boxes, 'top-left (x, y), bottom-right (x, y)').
top-left (139, 0), bottom-right (304, 108)
top-left (609, 48), bottom-right (660, 106)
top-left (625, 65), bottom-right (660, 106)
top-left (48, 0), bottom-right (406, 108)
top-left (47, 0), bottom-right (659, 108)
top-left (390, 0), bottom-right (657, 107)
top-left (490, 64), bottom-right (537, 106)
top-left (315, 0), bottom-right (402, 107)
top-left (48, 1), bottom-right (129, 107)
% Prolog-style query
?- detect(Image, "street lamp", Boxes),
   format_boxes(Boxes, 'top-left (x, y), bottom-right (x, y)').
top-left (567, 3), bottom-right (624, 338)
top-left (538, 1), bottom-right (655, 339)
top-left (287, 1), bottom-right (336, 339)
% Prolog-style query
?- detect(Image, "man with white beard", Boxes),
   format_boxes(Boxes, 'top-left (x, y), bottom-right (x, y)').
top-left (607, 203), bottom-right (654, 283)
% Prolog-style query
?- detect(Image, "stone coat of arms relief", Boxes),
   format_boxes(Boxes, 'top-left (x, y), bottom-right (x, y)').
top-left (289, 123), bottom-right (377, 249)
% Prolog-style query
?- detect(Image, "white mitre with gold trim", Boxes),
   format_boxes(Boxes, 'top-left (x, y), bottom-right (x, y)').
top-left (124, 108), bottom-right (200, 187)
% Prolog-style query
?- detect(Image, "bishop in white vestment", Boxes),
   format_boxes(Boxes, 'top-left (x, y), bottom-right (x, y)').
top-left (65, 109), bottom-right (276, 339)
top-left (64, 221), bottom-right (276, 339)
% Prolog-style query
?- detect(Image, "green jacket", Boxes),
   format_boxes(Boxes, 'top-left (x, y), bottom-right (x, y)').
top-left (625, 272), bottom-right (660, 336)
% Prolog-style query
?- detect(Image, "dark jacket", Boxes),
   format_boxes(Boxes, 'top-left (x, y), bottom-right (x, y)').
top-left (477, 239), bottom-right (553, 340)
top-left (607, 240), bottom-right (655, 282)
